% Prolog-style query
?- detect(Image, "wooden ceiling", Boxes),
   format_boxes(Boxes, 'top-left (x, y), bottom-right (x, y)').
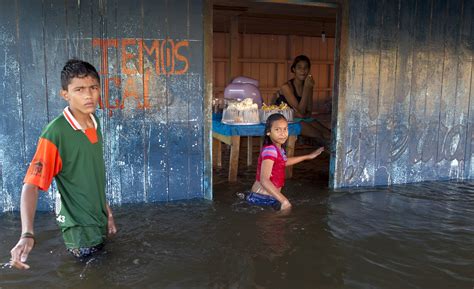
top-left (213, 0), bottom-right (337, 37)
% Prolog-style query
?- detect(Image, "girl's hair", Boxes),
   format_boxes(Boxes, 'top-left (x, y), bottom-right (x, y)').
top-left (263, 113), bottom-right (288, 148)
top-left (290, 55), bottom-right (311, 73)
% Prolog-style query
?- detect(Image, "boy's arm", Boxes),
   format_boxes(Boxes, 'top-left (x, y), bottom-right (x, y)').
top-left (106, 204), bottom-right (117, 236)
top-left (10, 183), bottom-right (39, 270)
top-left (286, 147), bottom-right (324, 166)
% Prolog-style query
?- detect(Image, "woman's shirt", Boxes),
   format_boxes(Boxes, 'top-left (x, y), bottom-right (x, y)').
top-left (256, 144), bottom-right (288, 188)
top-left (275, 79), bottom-right (302, 106)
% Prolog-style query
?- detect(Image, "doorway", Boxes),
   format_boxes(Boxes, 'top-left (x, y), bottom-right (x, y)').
top-left (209, 0), bottom-right (339, 191)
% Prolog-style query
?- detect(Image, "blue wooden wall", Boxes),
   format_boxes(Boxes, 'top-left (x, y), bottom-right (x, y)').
top-left (332, 0), bottom-right (474, 188)
top-left (0, 0), bottom-right (208, 211)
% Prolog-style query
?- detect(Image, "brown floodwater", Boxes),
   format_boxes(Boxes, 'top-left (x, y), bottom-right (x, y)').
top-left (1, 148), bottom-right (473, 289)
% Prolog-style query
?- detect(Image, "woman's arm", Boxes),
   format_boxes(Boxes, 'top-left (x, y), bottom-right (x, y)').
top-left (301, 75), bottom-right (314, 117)
top-left (286, 147), bottom-right (324, 166)
top-left (280, 84), bottom-right (308, 117)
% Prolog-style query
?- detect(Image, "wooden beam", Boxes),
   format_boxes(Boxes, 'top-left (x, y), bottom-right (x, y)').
top-left (247, 136), bottom-right (253, 166)
top-left (229, 16), bottom-right (240, 80)
top-left (229, 136), bottom-right (241, 182)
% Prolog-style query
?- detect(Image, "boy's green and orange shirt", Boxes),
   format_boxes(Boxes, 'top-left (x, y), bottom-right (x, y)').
top-left (24, 107), bottom-right (107, 249)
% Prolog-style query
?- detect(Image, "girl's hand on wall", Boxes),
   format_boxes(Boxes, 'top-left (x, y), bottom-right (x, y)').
top-left (307, 147), bottom-right (325, 160)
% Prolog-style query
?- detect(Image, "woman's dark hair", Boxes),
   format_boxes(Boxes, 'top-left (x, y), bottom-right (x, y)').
top-left (290, 55), bottom-right (311, 73)
top-left (61, 59), bottom-right (100, 90)
top-left (263, 113), bottom-right (288, 149)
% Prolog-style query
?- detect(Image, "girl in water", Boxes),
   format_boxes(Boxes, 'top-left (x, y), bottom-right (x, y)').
top-left (241, 113), bottom-right (324, 211)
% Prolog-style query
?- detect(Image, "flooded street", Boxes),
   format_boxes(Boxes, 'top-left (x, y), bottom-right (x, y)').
top-left (1, 149), bottom-right (473, 288)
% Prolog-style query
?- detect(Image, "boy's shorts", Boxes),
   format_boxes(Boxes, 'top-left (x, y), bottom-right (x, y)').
top-left (237, 192), bottom-right (281, 210)
top-left (67, 243), bottom-right (104, 258)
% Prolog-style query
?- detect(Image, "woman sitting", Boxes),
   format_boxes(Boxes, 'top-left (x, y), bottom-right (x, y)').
top-left (276, 55), bottom-right (331, 147)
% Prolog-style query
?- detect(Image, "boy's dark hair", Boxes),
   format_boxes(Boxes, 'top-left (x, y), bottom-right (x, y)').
top-left (263, 113), bottom-right (288, 149)
top-left (61, 59), bottom-right (100, 90)
top-left (290, 55), bottom-right (311, 73)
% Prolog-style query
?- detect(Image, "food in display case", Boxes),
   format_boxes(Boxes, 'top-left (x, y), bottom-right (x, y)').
top-left (222, 98), bottom-right (260, 125)
top-left (260, 102), bottom-right (294, 123)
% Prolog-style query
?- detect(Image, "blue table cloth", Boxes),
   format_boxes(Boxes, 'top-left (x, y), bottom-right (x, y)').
top-left (212, 113), bottom-right (301, 137)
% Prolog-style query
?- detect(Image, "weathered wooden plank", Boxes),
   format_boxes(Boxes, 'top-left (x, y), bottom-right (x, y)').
top-left (44, 0), bottom-right (69, 121)
top-left (145, 122), bottom-right (168, 202)
top-left (188, 0), bottom-right (205, 197)
top-left (115, 0), bottom-right (146, 204)
top-left (437, 0), bottom-right (464, 179)
top-left (251, 34), bottom-right (260, 82)
top-left (373, 0), bottom-right (399, 186)
top-left (65, 0), bottom-right (94, 61)
top-left (142, 0), bottom-right (169, 202)
top-left (92, 0), bottom-right (123, 205)
top-left (448, 0), bottom-right (470, 179)
top-left (405, 0), bottom-right (431, 183)
top-left (202, 0), bottom-right (211, 200)
top-left (0, 0), bottom-right (24, 211)
top-left (229, 135), bottom-right (240, 182)
top-left (390, 0), bottom-right (417, 185)
top-left (335, 0), bottom-right (366, 187)
top-left (229, 16), bottom-right (239, 80)
top-left (411, 0), bottom-right (445, 181)
top-left (318, 37), bottom-right (328, 114)
top-left (17, 0), bottom-right (52, 211)
top-left (167, 122), bottom-right (190, 200)
top-left (353, 0), bottom-right (383, 187)
top-left (464, 0), bottom-right (474, 178)
top-left (165, 1), bottom-right (195, 200)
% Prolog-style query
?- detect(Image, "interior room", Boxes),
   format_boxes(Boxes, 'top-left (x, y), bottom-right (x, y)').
top-left (211, 1), bottom-right (338, 185)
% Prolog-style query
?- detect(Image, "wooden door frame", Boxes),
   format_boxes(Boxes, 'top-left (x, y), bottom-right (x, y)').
top-left (203, 0), bottom-right (213, 200)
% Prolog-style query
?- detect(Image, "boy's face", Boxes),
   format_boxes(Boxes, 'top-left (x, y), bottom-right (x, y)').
top-left (60, 76), bottom-right (100, 116)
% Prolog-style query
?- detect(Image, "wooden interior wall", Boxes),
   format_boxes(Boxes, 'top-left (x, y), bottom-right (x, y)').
top-left (213, 32), bottom-right (335, 114)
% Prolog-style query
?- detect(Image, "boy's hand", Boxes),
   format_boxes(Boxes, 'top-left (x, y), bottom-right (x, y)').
top-left (10, 238), bottom-right (34, 270)
top-left (307, 147), bottom-right (325, 160)
top-left (107, 214), bottom-right (117, 237)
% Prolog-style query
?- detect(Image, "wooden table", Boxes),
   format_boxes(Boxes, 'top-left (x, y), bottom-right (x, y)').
top-left (212, 116), bottom-right (301, 182)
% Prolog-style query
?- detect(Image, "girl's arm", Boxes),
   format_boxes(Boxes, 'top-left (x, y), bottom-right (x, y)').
top-left (259, 160), bottom-right (291, 206)
top-left (286, 147), bottom-right (324, 166)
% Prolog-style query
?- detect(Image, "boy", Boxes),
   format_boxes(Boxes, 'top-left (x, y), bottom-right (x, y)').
top-left (9, 59), bottom-right (117, 269)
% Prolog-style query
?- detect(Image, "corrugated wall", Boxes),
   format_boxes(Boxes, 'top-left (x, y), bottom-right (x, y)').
top-left (0, 0), bottom-right (207, 211)
top-left (333, 0), bottom-right (474, 188)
